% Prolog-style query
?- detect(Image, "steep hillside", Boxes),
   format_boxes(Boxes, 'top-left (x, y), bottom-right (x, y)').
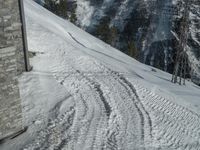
top-left (36, 0), bottom-right (200, 85)
top-left (1, 0), bottom-right (200, 149)
top-left (76, 0), bottom-right (200, 85)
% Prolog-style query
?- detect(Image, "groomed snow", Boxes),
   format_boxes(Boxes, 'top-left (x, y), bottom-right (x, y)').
top-left (1, 0), bottom-right (200, 149)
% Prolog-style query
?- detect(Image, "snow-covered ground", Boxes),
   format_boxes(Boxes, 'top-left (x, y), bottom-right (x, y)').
top-left (1, 0), bottom-right (200, 149)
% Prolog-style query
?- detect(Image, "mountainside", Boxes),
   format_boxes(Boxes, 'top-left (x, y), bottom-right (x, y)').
top-left (1, 0), bottom-right (200, 149)
top-left (77, 0), bottom-right (200, 81)
top-left (35, 0), bottom-right (200, 85)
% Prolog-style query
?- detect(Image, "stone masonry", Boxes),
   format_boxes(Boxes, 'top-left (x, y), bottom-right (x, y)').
top-left (0, 0), bottom-right (29, 139)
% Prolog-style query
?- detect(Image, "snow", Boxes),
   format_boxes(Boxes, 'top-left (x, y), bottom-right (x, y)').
top-left (76, 0), bottom-right (94, 28)
top-left (1, 0), bottom-right (200, 149)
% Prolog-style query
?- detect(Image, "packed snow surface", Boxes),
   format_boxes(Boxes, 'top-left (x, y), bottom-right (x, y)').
top-left (1, 0), bottom-right (200, 149)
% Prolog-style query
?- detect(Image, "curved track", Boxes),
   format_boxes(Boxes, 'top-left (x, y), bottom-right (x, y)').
top-left (23, 54), bottom-right (200, 150)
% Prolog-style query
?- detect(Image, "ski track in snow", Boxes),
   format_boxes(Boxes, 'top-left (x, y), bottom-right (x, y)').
top-left (133, 81), bottom-right (200, 149)
top-left (23, 52), bottom-right (200, 149)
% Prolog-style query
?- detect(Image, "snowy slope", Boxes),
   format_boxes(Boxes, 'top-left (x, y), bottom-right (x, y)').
top-left (76, 0), bottom-right (200, 84)
top-left (35, 0), bottom-right (200, 85)
top-left (1, 0), bottom-right (200, 149)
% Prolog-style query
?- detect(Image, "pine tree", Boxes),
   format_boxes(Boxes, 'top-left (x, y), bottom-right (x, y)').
top-left (109, 26), bottom-right (118, 46)
top-left (70, 9), bottom-right (77, 23)
top-left (44, 0), bottom-right (69, 19)
top-left (128, 40), bottom-right (138, 58)
top-left (94, 17), bottom-right (111, 44)
top-left (94, 17), bottom-right (119, 45)
top-left (44, 0), bottom-right (60, 16)
top-left (58, 0), bottom-right (68, 19)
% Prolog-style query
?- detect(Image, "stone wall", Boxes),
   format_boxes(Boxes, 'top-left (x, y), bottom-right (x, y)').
top-left (0, 0), bottom-right (28, 139)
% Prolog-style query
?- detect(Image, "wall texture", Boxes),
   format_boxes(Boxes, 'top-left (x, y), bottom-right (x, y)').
top-left (0, 0), bottom-right (28, 139)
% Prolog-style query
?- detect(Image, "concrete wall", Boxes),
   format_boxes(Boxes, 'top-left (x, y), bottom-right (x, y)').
top-left (0, 0), bottom-right (28, 139)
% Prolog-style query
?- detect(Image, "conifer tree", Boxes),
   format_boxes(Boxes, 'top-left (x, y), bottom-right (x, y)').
top-left (128, 40), bottom-right (138, 58)
top-left (44, 0), bottom-right (58, 13)
top-left (58, 0), bottom-right (68, 19)
top-left (94, 17), bottom-right (118, 45)
top-left (70, 9), bottom-right (77, 23)
top-left (43, 0), bottom-right (69, 19)
top-left (95, 17), bottom-right (111, 44)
